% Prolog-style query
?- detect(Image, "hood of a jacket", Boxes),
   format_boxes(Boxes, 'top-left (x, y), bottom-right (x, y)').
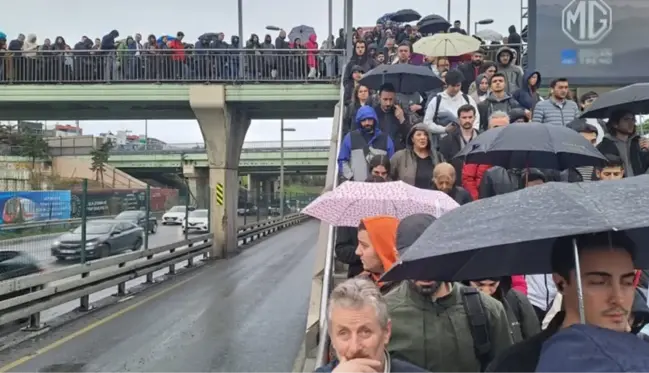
top-left (406, 124), bottom-right (434, 151)
top-left (396, 214), bottom-right (436, 254)
top-left (524, 70), bottom-right (541, 89)
top-left (231, 36), bottom-right (240, 47)
top-left (348, 64), bottom-right (364, 78)
top-left (475, 73), bottom-right (488, 94)
top-left (435, 110), bottom-right (459, 127)
top-left (496, 46), bottom-right (515, 67)
top-left (485, 91), bottom-right (514, 104)
top-left (360, 215), bottom-right (399, 274)
top-left (537, 324), bottom-right (649, 372)
top-left (355, 105), bottom-right (379, 131)
top-left (308, 34), bottom-right (317, 43)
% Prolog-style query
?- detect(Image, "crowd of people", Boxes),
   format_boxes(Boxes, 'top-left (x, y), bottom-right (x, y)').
top-left (0, 19), bottom-right (520, 83)
top-left (318, 11), bottom-right (649, 373)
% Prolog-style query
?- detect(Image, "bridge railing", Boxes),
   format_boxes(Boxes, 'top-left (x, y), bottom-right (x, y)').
top-left (0, 49), bottom-right (344, 84)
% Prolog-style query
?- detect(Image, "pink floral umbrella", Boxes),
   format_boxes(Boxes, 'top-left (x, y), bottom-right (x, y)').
top-left (302, 180), bottom-right (460, 227)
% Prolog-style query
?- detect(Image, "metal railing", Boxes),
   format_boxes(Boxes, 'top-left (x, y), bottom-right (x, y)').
top-left (0, 49), bottom-right (344, 84)
top-left (0, 213), bottom-right (308, 328)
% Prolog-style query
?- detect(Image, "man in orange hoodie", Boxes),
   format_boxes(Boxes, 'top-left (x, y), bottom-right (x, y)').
top-left (355, 215), bottom-right (400, 293)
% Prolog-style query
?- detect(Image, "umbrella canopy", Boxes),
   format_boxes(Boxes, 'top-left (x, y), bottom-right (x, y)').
top-left (581, 83), bottom-right (649, 118)
top-left (377, 13), bottom-right (395, 24)
top-left (301, 180), bottom-right (459, 227)
top-left (413, 33), bottom-right (481, 57)
top-left (157, 35), bottom-right (177, 43)
top-left (383, 175), bottom-right (649, 282)
top-left (288, 25), bottom-right (316, 42)
top-left (454, 122), bottom-right (607, 170)
top-left (475, 29), bottom-right (503, 42)
top-left (199, 32), bottom-right (219, 40)
top-left (417, 15), bottom-right (451, 35)
top-left (359, 63), bottom-right (444, 93)
top-left (389, 9), bottom-right (421, 23)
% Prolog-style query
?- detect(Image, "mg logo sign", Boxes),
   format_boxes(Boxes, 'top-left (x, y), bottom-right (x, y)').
top-left (562, 0), bottom-right (612, 45)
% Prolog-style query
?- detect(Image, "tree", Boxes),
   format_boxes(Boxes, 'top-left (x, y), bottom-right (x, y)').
top-left (639, 118), bottom-right (649, 136)
top-left (18, 133), bottom-right (49, 169)
top-left (90, 140), bottom-right (114, 187)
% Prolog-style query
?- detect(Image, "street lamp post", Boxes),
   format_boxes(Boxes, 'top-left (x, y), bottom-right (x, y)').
top-left (280, 120), bottom-right (296, 218)
top-left (474, 19), bottom-right (495, 35)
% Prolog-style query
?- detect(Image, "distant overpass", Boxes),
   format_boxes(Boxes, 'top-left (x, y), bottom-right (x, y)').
top-left (108, 140), bottom-right (330, 175)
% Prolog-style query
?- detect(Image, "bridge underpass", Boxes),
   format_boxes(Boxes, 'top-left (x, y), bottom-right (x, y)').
top-left (0, 221), bottom-right (319, 372)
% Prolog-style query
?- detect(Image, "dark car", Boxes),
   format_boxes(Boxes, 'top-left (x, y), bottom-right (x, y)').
top-left (51, 220), bottom-right (143, 261)
top-left (0, 251), bottom-right (43, 302)
top-left (115, 210), bottom-right (157, 234)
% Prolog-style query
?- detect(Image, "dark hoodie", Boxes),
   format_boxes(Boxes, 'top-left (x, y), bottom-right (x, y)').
top-left (389, 124), bottom-right (444, 188)
top-left (343, 40), bottom-right (377, 82)
top-left (477, 91), bottom-right (522, 131)
top-left (101, 30), bottom-right (119, 51)
top-left (512, 70), bottom-right (541, 110)
top-left (495, 47), bottom-right (523, 93)
top-left (338, 106), bottom-right (395, 181)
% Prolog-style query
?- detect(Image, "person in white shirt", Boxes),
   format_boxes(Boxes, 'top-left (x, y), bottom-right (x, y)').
top-left (424, 69), bottom-right (481, 134)
top-left (526, 274), bottom-right (558, 322)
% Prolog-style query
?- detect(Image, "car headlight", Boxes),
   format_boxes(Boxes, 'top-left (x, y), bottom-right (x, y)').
top-left (52, 241), bottom-right (60, 247)
top-left (86, 241), bottom-right (97, 247)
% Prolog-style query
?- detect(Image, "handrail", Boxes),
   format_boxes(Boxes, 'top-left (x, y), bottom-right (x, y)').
top-left (314, 51), bottom-right (347, 368)
top-left (0, 213), bottom-right (308, 327)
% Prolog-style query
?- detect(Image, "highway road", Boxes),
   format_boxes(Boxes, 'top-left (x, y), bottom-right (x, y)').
top-left (2, 216), bottom-right (265, 270)
top-left (0, 221), bottom-right (319, 372)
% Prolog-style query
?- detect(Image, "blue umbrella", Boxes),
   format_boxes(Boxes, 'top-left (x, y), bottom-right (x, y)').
top-left (157, 35), bottom-right (177, 43)
top-left (0, 31), bottom-right (6, 40)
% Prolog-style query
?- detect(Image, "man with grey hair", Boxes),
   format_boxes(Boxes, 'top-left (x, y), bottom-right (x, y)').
top-left (315, 278), bottom-right (427, 373)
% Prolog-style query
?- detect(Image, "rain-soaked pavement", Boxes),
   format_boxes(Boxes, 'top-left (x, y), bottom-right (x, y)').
top-left (0, 221), bottom-right (319, 372)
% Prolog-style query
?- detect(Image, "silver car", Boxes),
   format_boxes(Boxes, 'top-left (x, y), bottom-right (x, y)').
top-left (51, 220), bottom-right (144, 261)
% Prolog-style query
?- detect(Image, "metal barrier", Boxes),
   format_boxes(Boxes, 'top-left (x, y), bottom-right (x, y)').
top-left (0, 213), bottom-right (308, 328)
top-left (0, 49), bottom-right (344, 84)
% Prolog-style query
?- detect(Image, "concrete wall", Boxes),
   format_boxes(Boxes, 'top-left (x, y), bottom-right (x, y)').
top-left (0, 156), bottom-right (51, 191)
top-left (52, 156), bottom-right (147, 189)
top-left (46, 135), bottom-right (104, 156)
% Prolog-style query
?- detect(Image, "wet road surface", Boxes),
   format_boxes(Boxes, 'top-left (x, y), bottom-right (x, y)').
top-left (0, 221), bottom-right (319, 372)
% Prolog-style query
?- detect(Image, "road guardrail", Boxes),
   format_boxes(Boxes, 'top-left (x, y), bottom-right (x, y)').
top-left (0, 213), bottom-right (309, 329)
top-left (0, 212), bottom-right (165, 232)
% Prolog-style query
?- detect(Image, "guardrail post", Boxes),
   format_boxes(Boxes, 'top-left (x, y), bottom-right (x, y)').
top-left (169, 247), bottom-right (176, 275)
top-left (117, 262), bottom-right (127, 295)
top-left (23, 285), bottom-right (44, 331)
top-left (79, 272), bottom-right (91, 311)
top-left (186, 242), bottom-right (194, 268)
top-left (145, 184), bottom-right (150, 250)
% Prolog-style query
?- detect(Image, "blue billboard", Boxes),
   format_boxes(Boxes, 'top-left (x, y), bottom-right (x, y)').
top-left (0, 191), bottom-right (72, 225)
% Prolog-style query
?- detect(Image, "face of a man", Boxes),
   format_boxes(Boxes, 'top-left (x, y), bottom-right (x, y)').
top-left (597, 166), bottom-right (624, 180)
top-left (330, 304), bottom-right (391, 363)
top-left (355, 229), bottom-right (382, 273)
top-left (470, 279), bottom-right (500, 296)
top-left (555, 248), bottom-right (635, 332)
top-left (458, 110), bottom-right (475, 130)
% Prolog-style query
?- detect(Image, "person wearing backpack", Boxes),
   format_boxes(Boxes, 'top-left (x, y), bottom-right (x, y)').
top-left (385, 214), bottom-right (513, 372)
top-left (423, 69), bottom-right (481, 134)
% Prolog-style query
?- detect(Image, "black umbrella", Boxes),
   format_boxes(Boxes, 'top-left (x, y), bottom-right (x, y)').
top-left (359, 64), bottom-right (444, 93)
top-left (389, 9), bottom-right (421, 23)
top-left (382, 175), bottom-right (649, 282)
top-left (581, 83), bottom-right (649, 119)
top-left (416, 15), bottom-right (451, 35)
top-left (288, 25), bottom-right (315, 42)
top-left (453, 122), bottom-right (607, 169)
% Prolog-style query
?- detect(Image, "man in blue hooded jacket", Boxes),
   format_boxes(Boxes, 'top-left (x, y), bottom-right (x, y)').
top-left (338, 106), bottom-right (395, 182)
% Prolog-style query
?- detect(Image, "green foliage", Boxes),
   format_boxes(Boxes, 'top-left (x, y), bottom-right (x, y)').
top-left (638, 118), bottom-right (649, 135)
top-left (17, 132), bottom-right (50, 167)
top-left (90, 140), bottom-right (114, 187)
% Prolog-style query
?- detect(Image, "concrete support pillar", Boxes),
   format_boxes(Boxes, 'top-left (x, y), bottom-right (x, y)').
top-left (248, 174), bottom-right (262, 201)
top-left (183, 166), bottom-right (209, 208)
top-left (190, 85), bottom-right (250, 258)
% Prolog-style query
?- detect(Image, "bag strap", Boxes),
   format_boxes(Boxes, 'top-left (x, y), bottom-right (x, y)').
top-left (461, 287), bottom-right (492, 371)
top-left (432, 94), bottom-right (443, 123)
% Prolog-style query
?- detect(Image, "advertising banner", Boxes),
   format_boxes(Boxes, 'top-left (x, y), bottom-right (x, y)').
top-left (529, 0), bottom-right (649, 86)
top-left (71, 189), bottom-right (147, 218)
top-left (0, 191), bottom-right (71, 225)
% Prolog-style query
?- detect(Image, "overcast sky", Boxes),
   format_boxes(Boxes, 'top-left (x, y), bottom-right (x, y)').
top-left (2, 0), bottom-right (523, 144)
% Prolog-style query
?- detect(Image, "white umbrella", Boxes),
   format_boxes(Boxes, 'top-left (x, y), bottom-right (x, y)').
top-left (413, 33), bottom-right (481, 57)
top-left (475, 29), bottom-right (503, 42)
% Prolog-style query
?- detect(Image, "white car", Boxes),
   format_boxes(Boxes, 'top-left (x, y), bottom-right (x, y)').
top-left (162, 206), bottom-right (190, 225)
top-left (182, 209), bottom-right (209, 233)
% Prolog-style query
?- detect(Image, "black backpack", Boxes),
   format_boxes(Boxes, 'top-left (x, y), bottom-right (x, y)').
top-left (432, 93), bottom-right (471, 123)
top-left (461, 287), bottom-right (492, 372)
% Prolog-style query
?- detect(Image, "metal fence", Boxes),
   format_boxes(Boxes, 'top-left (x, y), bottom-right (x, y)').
top-left (0, 49), bottom-right (345, 84)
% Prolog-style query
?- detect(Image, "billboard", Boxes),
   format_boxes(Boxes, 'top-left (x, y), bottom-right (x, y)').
top-left (529, 0), bottom-right (649, 86)
top-left (0, 191), bottom-right (71, 225)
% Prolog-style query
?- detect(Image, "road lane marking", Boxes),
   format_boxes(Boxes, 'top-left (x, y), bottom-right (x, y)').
top-left (0, 273), bottom-right (201, 372)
